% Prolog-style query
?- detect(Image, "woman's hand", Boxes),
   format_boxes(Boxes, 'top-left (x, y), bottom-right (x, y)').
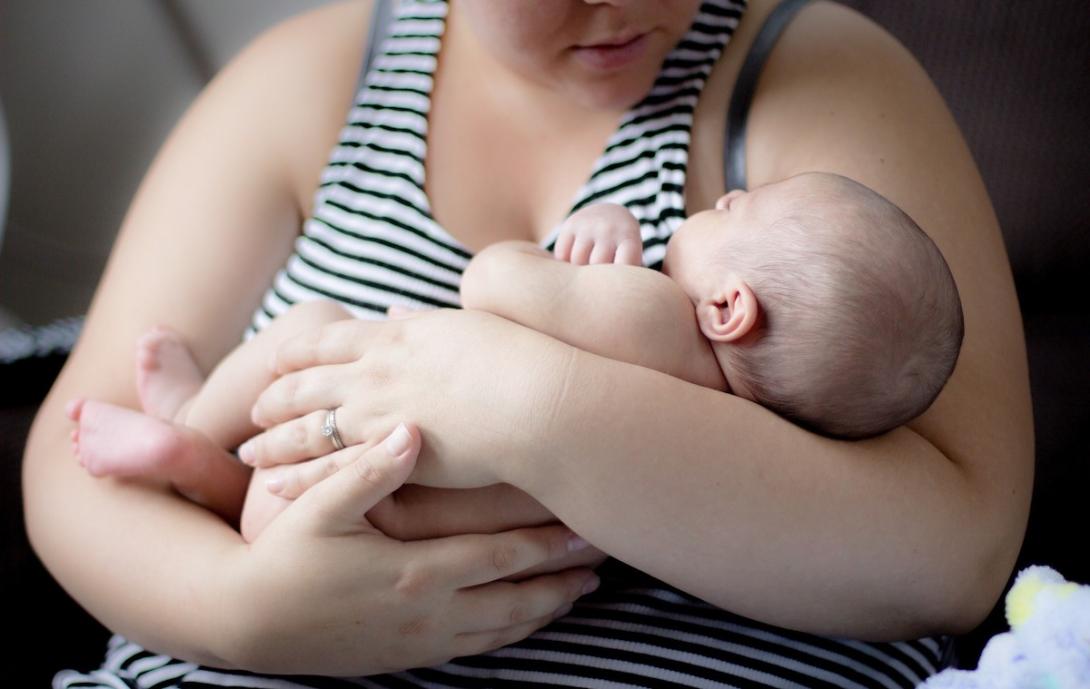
top-left (244, 308), bottom-right (566, 490)
top-left (221, 422), bottom-right (600, 675)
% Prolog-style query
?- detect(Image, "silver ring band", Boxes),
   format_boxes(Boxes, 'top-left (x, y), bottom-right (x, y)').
top-left (321, 408), bottom-right (345, 451)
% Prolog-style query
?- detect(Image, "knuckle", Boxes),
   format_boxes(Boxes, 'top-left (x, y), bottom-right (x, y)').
top-left (394, 564), bottom-right (433, 597)
top-left (508, 604), bottom-right (529, 625)
top-left (490, 544), bottom-right (518, 573)
top-left (352, 458), bottom-right (386, 487)
top-left (289, 422), bottom-right (309, 450)
top-left (277, 376), bottom-right (300, 404)
top-left (366, 364), bottom-right (393, 387)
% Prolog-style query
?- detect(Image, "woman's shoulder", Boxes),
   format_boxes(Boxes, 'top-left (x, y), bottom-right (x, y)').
top-left (691, 0), bottom-right (917, 207)
top-left (217, 0), bottom-right (375, 213)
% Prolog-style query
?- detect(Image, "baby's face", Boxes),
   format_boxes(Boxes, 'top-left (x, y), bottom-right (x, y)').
top-left (663, 175), bottom-right (812, 300)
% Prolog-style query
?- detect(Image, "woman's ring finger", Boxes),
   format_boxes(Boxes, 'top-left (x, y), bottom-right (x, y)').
top-left (322, 407), bottom-right (345, 450)
top-left (240, 408), bottom-right (351, 468)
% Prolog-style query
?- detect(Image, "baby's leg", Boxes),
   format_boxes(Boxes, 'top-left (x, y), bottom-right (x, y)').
top-left (160, 300), bottom-right (352, 451)
top-left (67, 398), bottom-right (250, 525)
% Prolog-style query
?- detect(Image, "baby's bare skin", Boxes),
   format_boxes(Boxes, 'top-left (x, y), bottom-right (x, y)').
top-left (462, 205), bottom-right (726, 393)
top-left (67, 204), bottom-right (726, 544)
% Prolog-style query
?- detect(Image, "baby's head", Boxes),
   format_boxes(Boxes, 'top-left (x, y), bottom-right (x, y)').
top-left (663, 172), bottom-right (963, 439)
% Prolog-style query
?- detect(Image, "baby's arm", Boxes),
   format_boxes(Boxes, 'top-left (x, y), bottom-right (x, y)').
top-left (461, 208), bottom-right (725, 391)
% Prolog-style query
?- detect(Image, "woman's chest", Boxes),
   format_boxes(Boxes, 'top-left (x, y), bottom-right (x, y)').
top-left (423, 94), bottom-right (619, 254)
top-left (422, 91), bottom-right (731, 258)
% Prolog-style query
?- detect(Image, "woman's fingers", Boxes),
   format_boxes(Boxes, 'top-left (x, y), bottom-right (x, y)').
top-left (239, 409), bottom-right (337, 467)
top-left (452, 568), bottom-right (593, 635)
top-left (270, 320), bottom-right (372, 375)
top-left (251, 365), bottom-right (344, 427)
top-left (418, 524), bottom-right (587, 589)
top-left (291, 422), bottom-right (420, 534)
top-left (452, 606), bottom-right (574, 659)
top-left (260, 444), bottom-right (361, 498)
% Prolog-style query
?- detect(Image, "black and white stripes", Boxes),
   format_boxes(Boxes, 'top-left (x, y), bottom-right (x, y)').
top-left (55, 564), bottom-right (953, 688)
top-left (55, 0), bottom-right (954, 686)
top-left (250, 0), bottom-right (746, 331)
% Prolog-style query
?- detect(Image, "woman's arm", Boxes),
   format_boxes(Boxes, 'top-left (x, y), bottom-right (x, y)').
top-left (21, 4), bottom-right (330, 660)
top-left (244, 0), bottom-right (1030, 642)
top-left (23, 2), bottom-right (595, 670)
top-left (502, 2), bottom-right (1031, 639)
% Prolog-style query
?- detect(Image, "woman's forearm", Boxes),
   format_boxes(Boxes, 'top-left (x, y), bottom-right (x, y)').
top-left (24, 392), bottom-right (243, 667)
top-left (499, 346), bottom-right (1002, 640)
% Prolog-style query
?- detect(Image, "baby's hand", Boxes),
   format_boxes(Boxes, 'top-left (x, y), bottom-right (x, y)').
top-left (553, 203), bottom-right (643, 266)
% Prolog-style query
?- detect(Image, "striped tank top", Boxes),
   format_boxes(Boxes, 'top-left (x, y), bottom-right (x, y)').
top-left (55, 1), bottom-right (954, 687)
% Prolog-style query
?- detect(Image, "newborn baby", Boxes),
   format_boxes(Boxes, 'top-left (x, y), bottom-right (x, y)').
top-left (464, 170), bottom-right (964, 439)
top-left (66, 171), bottom-right (962, 541)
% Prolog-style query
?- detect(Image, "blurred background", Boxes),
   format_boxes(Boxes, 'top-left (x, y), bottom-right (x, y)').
top-left (2, 0), bottom-right (1088, 684)
top-left (0, 0), bottom-right (323, 329)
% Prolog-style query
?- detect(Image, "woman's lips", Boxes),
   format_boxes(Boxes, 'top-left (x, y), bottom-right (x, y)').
top-left (571, 33), bottom-right (649, 71)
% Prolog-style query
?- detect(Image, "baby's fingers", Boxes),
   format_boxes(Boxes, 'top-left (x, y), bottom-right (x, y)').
top-left (553, 232), bottom-right (575, 262)
top-left (615, 239), bottom-right (643, 266)
top-left (588, 241), bottom-right (618, 265)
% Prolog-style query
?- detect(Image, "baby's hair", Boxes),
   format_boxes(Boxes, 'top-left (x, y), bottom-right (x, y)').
top-left (720, 173), bottom-right (964, 439)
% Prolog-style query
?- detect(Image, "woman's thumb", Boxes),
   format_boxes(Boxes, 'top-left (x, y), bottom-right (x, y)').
top-left (301, 422), bottom-right (421, 531)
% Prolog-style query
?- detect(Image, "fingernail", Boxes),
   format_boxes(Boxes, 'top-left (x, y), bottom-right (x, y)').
top-left (385, 423), bottom-right (412, 456)
top-left (581, 576), bottom-right (600, 596)
top-left (567, 534), bottom-right (590, 552)
top-left (266, 477), bottom-right (284, 494)
top-left (237, 441), bottom-right (255, 465)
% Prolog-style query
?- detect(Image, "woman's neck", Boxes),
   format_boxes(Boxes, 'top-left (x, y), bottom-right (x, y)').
top-left (441, 1), bottom-right (630, 133)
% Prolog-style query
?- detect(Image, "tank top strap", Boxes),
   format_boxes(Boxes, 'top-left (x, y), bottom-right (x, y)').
top-left (357, 0), bottom-right (395, 95)
top-left (724, 0), bottom-right (814, 190)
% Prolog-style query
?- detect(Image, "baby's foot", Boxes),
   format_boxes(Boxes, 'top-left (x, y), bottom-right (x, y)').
top-left (66, 398), bottom-right (190, 479)
top-left (136, 326), bottom-right (204, 421)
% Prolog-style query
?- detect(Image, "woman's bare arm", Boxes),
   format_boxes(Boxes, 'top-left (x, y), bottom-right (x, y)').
top-left (22, 2), bottom-right (371, 663)
top-left (495, 2), bottom-right (1032, 640)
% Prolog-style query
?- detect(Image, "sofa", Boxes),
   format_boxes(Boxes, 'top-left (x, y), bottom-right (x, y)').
top-left (3, 1), bottom-right (1088, 684)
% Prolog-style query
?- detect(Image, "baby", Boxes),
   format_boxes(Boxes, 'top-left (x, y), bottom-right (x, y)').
top-left (67, 171), bottom-right (963, 541)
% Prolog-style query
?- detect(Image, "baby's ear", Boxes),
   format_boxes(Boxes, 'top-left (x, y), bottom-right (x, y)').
top-left (696, 275), bottom-right (759, 343)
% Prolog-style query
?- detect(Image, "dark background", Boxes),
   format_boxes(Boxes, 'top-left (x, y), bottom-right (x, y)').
top-left (3, 0), bottom-right (1088, 685)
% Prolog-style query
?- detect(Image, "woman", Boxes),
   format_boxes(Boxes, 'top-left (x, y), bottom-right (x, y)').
top-left (27, 0), bottom-right (1032, 686)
